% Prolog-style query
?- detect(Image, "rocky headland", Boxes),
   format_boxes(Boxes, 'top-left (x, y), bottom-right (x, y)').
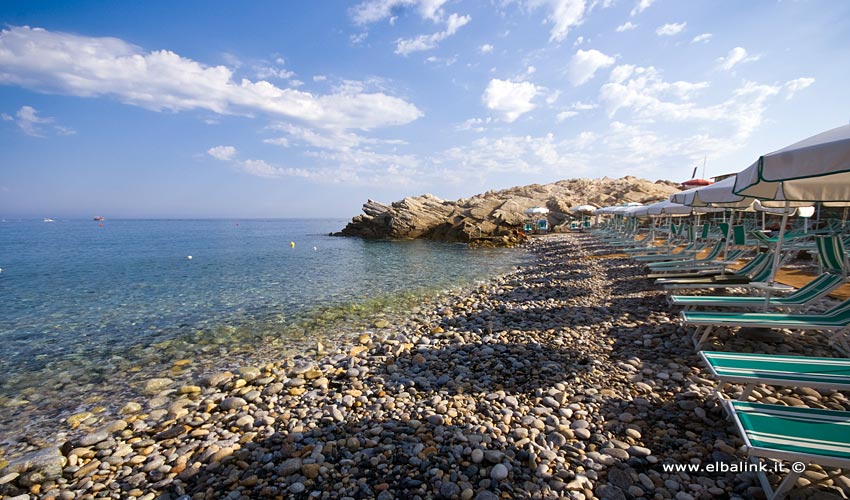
top-left (3, 233), bottom-right (848, 500)
top-left (334, 177), bottom-right (681, 246)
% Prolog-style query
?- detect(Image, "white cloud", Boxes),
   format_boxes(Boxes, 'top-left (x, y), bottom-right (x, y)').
top-left (441, 133), bottom-right (569, 175)
top-left (554, 100), bottom-right (597, 122)
top-left (313, 75), bottom-right (327, 82)
top-left (5, 105), bottom-right (74, 137)
top-left (568, 49), bottom-right (616, 86)
top-left (0, 25), bottom-right (422, 132)
top-left (350, 0), bottom-right (448, 24)
top-left (609, 64), bottom-right (636, 84)
top-left (784, 77), bottom-right (815, 99)
top-left (255, 65), bottom-right (295, 80)
top-left (599, 64), bottom-right (780, 143)
top-left (716, 47), bottom-right (760, 71)
top-left (528, 0), bottom-right (587, 42)
top-left (483, 79), bottom-right (540, 122)
top-left (206, 145), bottom-right (326, 180)
top-left (573, 36), bottom-right (585, 46)
top-left (630, 0), bottom-right (654, 16)
top-left (616, 21), bottom-right (637, 32)
top-left (394, 13), bottom-right (471, 55)
top-left (480, 43), bottom-right (494, 54)
top-left (350, 32), bottom-right (369, 45)
top-left (691, 33), bottom-right (712, 43)
top-left (13, 106), bottom-right (52, 137)
top-left (572, 101), bottom-right (598, 110)
top-left (207, 145), bottom-right (237, 161)
top-left (266, 123), bottom-right (364, 151)
top-left (456, 117), bottom-right (491, 132)
top-left (656, 22), bottom-right (686, 36)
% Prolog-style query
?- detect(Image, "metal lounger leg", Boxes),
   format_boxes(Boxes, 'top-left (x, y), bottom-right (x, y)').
top-left (739, 383), bottom-right (756, 401)
top-left (829, 327), bottom-right (850, 356)
top-left (753, 456), bottom-right (804, 500)
top-left (694, 326), bottom-right (714, 349)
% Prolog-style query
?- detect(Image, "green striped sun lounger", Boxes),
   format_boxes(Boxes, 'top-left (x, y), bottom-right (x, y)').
top-left (682, 295), bottom-right (850, 352)
top-left (816, 235), bottom-right (848, 277)
top-left (645, 240), bottom-right (725, 269)
top-left (724, 400), bottom-right (850, 500)
top-left (645, 249), bottom-right (746, 278)
top-left (669, 272), bottom-right (845, 312)
top-left (655, 252), bottom-right (769, 284)
top-left (659, 252), bottom-right (777, 291)
top-left (699, 351), bottom-right (850, 400)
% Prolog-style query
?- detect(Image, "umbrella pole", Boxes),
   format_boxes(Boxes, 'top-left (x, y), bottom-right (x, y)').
top-left (768, 201), bottom-right (790, 285)
top-left (723, 209), bottom-right (736, 261)
top-left (843, 207), bottom-right (848, 229)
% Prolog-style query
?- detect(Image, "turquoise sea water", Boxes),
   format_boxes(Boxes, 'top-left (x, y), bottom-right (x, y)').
top-left (0, 218), bottom-right (526, 439)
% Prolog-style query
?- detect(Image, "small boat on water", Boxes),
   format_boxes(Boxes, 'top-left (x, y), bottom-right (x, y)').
top-left (93, 216), bottom-right (105, 221)
top-left (43, 218), bottom-right (55, 223)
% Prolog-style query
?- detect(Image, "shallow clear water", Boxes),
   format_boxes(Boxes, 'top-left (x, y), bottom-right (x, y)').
top-left (0, 218), bottom-right (526, 438)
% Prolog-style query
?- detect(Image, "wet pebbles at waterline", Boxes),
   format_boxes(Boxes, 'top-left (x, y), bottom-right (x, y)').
top-left (2, 233), bottom-right (849, 500)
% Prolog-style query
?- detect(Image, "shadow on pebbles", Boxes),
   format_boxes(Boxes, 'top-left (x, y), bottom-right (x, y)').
top-left (2, 233), bottom-right (849, 500)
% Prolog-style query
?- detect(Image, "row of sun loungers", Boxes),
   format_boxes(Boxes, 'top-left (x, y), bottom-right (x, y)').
top-left (591, 224), bottom-right (850, 500)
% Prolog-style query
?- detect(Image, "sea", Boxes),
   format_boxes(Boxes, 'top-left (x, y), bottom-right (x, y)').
top-left (0, 218), bottom-right (527, 441)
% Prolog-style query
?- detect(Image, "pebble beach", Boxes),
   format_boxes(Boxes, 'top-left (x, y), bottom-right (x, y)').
top-left (2, 233), bottom-right (850, 500)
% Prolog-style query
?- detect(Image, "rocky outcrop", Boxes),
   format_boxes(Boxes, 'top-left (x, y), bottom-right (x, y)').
top-left (334, 176), bottom-right (681, 245)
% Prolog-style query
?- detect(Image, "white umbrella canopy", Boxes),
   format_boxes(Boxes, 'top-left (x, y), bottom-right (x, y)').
top-left (645, 200), bottom-right (690, 216)
top-left (734, 124), bottom-right (850, 206)
top-left (624, 205), bottom-right (648, 217)
top-left (597, 204), bottom-right (639, 214)
top-left (523, 207), bottom-right (550, 215)
top-left (570, 204), bottom-right (598, 214)
top-left (677, 176), bottom-right (755, 208)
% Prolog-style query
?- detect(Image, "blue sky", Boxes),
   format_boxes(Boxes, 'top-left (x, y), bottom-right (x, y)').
top-left (1, 0), bottom-right (849, 218)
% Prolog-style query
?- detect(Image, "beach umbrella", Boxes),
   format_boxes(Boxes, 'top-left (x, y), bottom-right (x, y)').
top-left (732, 124), bottom-right (850, 283)
top-left (674, 175), bottom-right (756, 259)
top-left (523, 207), bottom-right (550, 215)
top-left (570, 204), bottom-right (597, 214)
top-left (678, 176), bottom-right (754, 208)
top-left (734, 124), bottom-right (850, 206)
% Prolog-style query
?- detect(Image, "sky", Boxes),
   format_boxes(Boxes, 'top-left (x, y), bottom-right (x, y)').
top-left (1, 0), bottom-right (849, 218)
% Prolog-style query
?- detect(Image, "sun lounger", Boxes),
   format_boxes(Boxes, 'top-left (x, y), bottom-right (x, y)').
top-left (723, 400), bottom-right (850, 500)
top-left (659, 253), bottom-right (776, 290)
top-left (670, 272), bottom-right (845, 311)
top-left (681, 295), bottom-right (850, 352)
top-left (816, 234), bottom-right (849, 277)
top-left (699, 350), bottom-right (850, 400)
top-left (645, 250), bottom-right (746, 277)
top-left (632, 242), bottom-right (707, 262)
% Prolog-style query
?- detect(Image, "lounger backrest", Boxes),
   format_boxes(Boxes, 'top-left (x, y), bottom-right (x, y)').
top-left (733, 225), bottom-right (747, 245)
top-left (783, 273), bottom-right (845, 304)
top-left (824, 295), bottom-right (850, 320)
top-left (702, 240), bottom-right (724, 261)
top-left (736, 253), bottom-right (769, 275)
top-left (701, 223), bottom-right (710, 239)
top-left (749, 254), bottom-right (776, 282)
top-left (816, 235), bottom-right (848, 276)
top-left (749, 231), bottom-right (771, 245)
